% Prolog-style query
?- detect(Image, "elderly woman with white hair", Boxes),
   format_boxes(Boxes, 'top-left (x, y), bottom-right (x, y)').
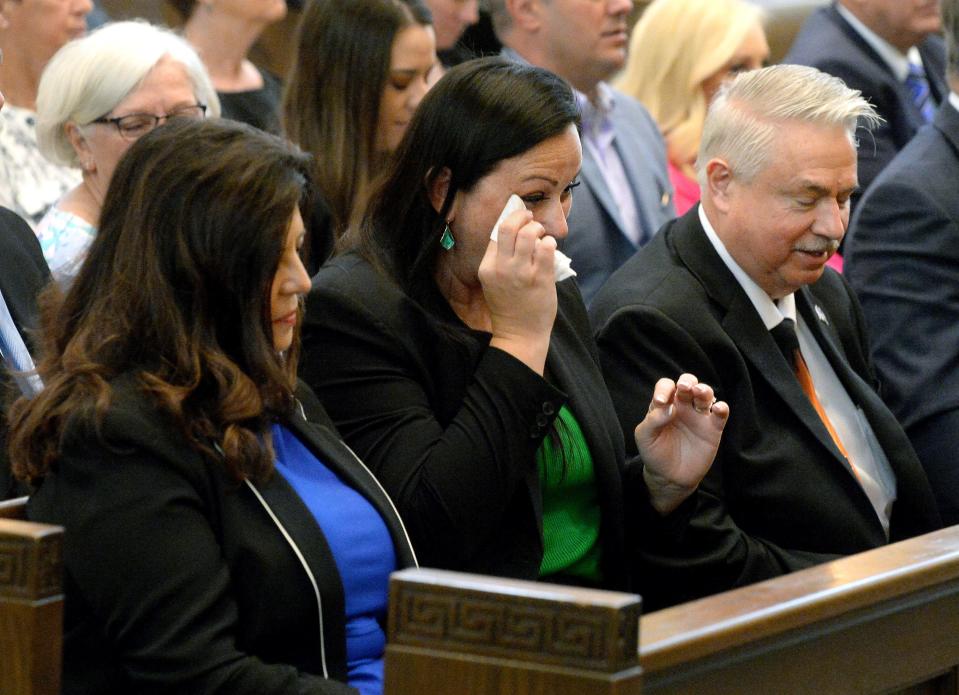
top-left (35, 20), bottom-right (219, 282)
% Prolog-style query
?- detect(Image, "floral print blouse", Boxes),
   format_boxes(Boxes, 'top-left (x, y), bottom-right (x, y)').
top-left (0, 104), bottom-right (81, 230)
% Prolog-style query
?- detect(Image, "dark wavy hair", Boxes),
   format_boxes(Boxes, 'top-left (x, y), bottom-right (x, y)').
top-left (352, 57), bottom-right (581, 308)
top-left (281, 0), bottom-right (432, 242)
top-left (9, 118), bottom-right (313, 484)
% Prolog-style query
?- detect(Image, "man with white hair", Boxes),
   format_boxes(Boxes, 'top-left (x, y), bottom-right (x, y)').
top-left (590, 64), bottom-right (940, 609)
top-left (845, 0), bottom-right (959, 527)
top-left (488, 0), bottom-right (674, 304)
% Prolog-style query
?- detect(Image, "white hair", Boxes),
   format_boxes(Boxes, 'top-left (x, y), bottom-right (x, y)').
top-left (696, 64), bottom-right (882, 186)
top-left (36, 20), bottom-right (220, 168)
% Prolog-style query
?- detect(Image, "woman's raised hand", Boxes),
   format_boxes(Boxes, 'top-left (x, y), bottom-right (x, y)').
top-left (479, 208), bottom-right (558, 375)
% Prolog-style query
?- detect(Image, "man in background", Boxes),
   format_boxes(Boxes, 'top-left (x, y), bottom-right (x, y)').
top-left (845, 0), bottom-right (959, 526)
top-left (785, 0), bottom-right (946, 207)
top-left (489, 0), bottom-right (674, 304)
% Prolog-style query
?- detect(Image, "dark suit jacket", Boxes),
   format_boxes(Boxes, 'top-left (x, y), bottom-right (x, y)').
top-left (28, 377), bottom-right (416, 695)
top-left (590, 209), bottom-right (940, 609)
top-left (785, 2), bottom-right (947, 206)
top-left (0, 206), bottom-right (50, 499)
top-left (300, 252), bottom-right (639, 590)
top-left (845, 99), bottom-right (959, 524)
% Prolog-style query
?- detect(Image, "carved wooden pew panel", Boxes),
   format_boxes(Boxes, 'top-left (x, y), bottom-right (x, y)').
top-left (385, 568), bottom-right (643, 695)
top-left (0, 497), bottom-right (64, 695)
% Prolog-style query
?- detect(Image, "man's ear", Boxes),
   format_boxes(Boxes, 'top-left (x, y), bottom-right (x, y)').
top-left (427, 166), bottom-right (456, 219)
top-left (65, 122), bottom-right (96, 173)
top-left (505, 0), bottom-right (544, 33)
top-left (705, 158), bottom-right (734, 213)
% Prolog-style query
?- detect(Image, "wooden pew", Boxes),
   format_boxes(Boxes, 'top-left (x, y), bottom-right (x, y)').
top-left (0, 497), bottom-right (64, 695)
top-left (385, 568), bottom-right (643, 695)
top-left (640, 525), bottom-right (959, 694)
top-left (386, 526), bottom-right (959, 695)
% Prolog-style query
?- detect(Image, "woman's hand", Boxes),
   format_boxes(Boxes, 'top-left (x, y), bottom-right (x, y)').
top-left (635, 373), bottom-right (729, 515)
top-left (480, 209), bottom-right (558, 375)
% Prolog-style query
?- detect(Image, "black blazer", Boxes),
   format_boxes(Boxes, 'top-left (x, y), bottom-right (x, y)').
top-left (590, 209), bottom-right (941, 609)
top-left (27, 376), bottom-right (417, 695)
top-left (300, 252), bottom-right (637, 590)
top-left (1, 206), bottom-right (50, 499)
top-left (846, 100), bottom-right (959, 524)
top-left (785, 2), bottom-right (947, 206)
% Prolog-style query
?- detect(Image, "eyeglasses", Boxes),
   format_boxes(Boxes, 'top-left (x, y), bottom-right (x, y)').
top-left (91, 104), bottom-right (207, 140)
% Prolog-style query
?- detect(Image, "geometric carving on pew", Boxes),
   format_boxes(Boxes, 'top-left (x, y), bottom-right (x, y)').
top-left (388, 568), bottom-right (641, 672)
top-left (0, 523), bottom-right (64, 601)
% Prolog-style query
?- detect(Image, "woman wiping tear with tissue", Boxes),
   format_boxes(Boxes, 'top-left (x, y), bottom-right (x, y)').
top-left (299, 58), bottom-right (729, 590)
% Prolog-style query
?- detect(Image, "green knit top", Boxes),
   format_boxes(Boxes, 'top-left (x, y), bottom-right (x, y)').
top-left (536, 404), bottom-right (602, 582)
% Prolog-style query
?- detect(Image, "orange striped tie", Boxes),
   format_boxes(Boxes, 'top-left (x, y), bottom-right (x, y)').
top-left (770, 319), bottom-right (855, 471)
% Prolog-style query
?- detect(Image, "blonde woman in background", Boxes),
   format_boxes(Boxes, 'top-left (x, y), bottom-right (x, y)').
top-left (617, 0), bottom-right (768, 216)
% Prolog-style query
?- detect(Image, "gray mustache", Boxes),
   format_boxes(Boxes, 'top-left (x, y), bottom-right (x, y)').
top-left (796, 239), bottom-right (841, 254)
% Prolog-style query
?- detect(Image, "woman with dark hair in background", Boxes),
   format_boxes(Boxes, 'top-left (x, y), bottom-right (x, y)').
top-left (300, 58), bottom-right (728, 589)
top-left (282, 0), bottom-right (437, 272)
top-left (168, 0), bottom-right (286, 132)
top-left (9, 118), bottom-right (415, 695)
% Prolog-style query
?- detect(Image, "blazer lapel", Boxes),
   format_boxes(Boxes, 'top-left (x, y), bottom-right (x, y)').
top-left (920, 39), bottom-right (949, 106)
top-left (546, 292), bottom-right (625, 487)
top-left (580, 145), bottom-right (631, 243)
top-left (934, 99), bottom-right (959, 156)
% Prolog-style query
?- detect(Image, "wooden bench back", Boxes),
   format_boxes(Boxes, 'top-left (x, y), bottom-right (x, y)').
top-left (386, 526), bottom-right (959, 695)
top-left (0, 497), bottom-right (65, 695)
top-left (384, 568), bottom-right (643, 695)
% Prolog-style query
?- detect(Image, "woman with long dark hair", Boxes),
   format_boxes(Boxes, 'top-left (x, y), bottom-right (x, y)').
top-left (282, 0), bottom-right (437, 270)
top-left (300, 58), bottom-right (729, 590)
top-left (10, 118), bottom-right (414, 695)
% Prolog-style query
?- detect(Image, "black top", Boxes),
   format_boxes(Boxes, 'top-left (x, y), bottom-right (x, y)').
top-left (299, 251), bottom-right (653, 591)
top-left (0, 206), bottom-right (50, 499)
top-left (217, 68), bottom-right (282, 134)
top-left (28, 376), bottom-right (416, 694)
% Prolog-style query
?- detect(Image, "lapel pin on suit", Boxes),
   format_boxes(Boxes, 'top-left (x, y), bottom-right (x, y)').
top-left (815, 305), bottom-right (829, 325)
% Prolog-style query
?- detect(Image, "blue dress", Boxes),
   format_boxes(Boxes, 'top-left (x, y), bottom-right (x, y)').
top-left (272, 424), bottom-right (397, 695)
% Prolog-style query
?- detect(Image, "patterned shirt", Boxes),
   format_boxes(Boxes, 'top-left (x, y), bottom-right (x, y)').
top-left (0, 104), bottom-right (81, 230)
top-left (35, 205), bottom-right (97, 284)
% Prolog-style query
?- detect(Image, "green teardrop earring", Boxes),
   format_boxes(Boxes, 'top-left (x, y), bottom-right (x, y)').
top-left (440, 223), bottom-right (455, 251)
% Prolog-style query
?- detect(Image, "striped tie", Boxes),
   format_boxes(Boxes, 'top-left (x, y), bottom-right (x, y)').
top-left (770, 318), bottom-right (855, 470)
top-left (0, 290), bottom-right (42, 397)
top-left (905, 61), bottom-right (935, 123)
